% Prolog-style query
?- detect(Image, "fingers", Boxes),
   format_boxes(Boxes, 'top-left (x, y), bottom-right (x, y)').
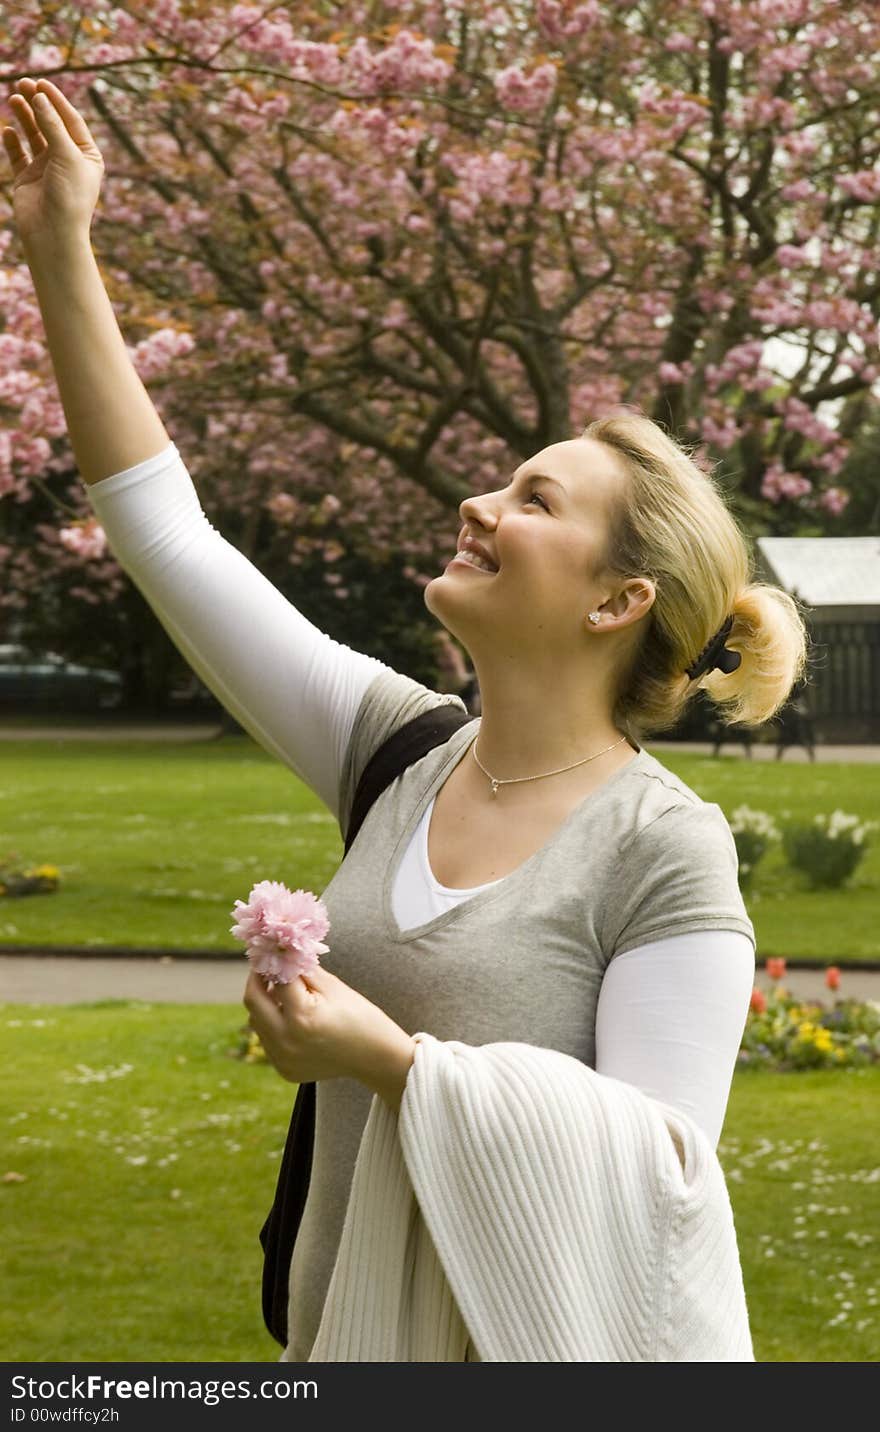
top-left (6, 77), bottom-right (98, 161)
top-left (243, 969), bottom-right (267, 1009)
top-left (32, 78), bottom-right (101, 151)
top-left (1, 123), bottom-right (29, 178)
top-left (243, 969), bottom-right (286, 1016)
top-left (274, 972), bottom-right (311, 1010)
top-left (27, 85), bottom-right (79, 155)
top-left (6, 87), bottom-right (48, 162)
top-left (243, 970), bottom-right (313, 1032)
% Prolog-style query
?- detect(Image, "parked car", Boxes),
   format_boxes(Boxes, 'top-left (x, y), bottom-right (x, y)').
top-left (0, 643), bottom-right (124, 714)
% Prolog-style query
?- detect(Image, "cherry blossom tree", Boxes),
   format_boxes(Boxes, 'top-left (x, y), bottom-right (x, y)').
top-left (1, 1), bottom-right (878, 694)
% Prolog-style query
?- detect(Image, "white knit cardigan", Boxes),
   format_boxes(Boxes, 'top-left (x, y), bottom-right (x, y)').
top-left (303, 1033), bottom-right (754, 1363)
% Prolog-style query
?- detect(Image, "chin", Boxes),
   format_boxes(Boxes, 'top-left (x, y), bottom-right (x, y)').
top-left (424, 581), bottom-right (465, 636)
top-left (423, 575), bottom-right (445, 613)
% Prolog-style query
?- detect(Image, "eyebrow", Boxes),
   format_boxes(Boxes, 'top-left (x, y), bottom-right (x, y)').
top-left (513, 471), bottom-right (568, 499)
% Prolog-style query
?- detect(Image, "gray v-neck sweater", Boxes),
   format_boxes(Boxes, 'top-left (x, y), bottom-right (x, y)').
top-left (282, 666), bottom-right (755, 1361)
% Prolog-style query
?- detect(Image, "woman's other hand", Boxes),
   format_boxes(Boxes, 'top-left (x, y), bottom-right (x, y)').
top-left (2, 77), bottom-right (105, 248)
top-left (243, 965), bottom-right (417, 1107)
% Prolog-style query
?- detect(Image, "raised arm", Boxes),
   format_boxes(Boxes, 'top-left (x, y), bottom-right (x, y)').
top-left (3, 77), bottom-right (393, 819)
top-left (3, 77), bottom-right (171, 483)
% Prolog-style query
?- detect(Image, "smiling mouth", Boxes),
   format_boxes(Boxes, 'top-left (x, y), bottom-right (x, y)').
top-left (450, 552), bottom-right (499, 575)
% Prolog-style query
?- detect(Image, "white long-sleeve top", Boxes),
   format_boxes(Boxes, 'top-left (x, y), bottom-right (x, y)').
top-left (84, 442), bottom-right (755, 1149)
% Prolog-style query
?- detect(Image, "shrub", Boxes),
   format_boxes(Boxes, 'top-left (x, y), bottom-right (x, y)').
top-left (781, 810), bottom-right (878, 889)
top-left (728, 805), bottom-right (781, 887)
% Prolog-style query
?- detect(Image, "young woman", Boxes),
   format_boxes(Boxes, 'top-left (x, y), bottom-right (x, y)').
top-left (4, 79), bottom-right (807, 1363)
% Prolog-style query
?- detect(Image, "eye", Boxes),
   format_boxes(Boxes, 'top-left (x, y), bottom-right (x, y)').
top-left (528, 491), bottom-right (549, 510)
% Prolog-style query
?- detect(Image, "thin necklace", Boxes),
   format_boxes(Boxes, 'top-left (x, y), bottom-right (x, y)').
top-left (472, 732), bottom-right (631, 798)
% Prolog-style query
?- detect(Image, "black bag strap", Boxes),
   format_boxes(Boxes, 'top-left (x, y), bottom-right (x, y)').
top-left (343, 702), bottom-right (475, 858)
top-left (259, 699), bottom-right (474, 1347)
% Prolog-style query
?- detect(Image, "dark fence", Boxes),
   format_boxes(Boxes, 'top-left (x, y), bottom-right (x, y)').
top-left (808, 621), bottom-right (880, 741)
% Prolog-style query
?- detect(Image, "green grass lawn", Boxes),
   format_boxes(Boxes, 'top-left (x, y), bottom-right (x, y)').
top-left (1, 735), bottom-right (879, 960)
top-left (1, 1001), bottom-right (876, 1362)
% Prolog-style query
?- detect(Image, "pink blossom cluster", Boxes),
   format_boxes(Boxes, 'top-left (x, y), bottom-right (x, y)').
top-left (664, 32), bottom-right (698, 54)
top-left (264, 492), bottom-right (300, 526)
top-left (757, 42), bottom-right (812, 85)
top-left (658, 361), bottom-right (694, 386)
top-left (817, 487), bottom-right (849, 517)
top-left (345, 31), bottom-right (452, 94)
top-left (126, 328), bottom-right (196, 383)
top-left (639, 91), bottom-right (709, 142)
top-left (778, 131), bottom-right (818, 160)
top-left (780, 179), bottom-right (814, 202)
top-left (705, 0), bottom-right (818, 56)
top-left (774, 244), bottom-right (811, 270)
top-left (536, 0), bottom-right (599, 42)
top-left (695, 286), bottom-right (736, 317)
top-left (760, 463), bottom-right (812, 504)
top-left (494, 64), bottom-right (558, 116)
top-left (227, 7), bottom-right (345, 84)
top-left (442, 150), bottom-right (532, 217)
top-left (838, 171), bottom-right (880, 203)
top-left (230, 880), bottom-right (330, 986)
top-left (58, 517), bottom-right (108, 560)
top-left (749, 292), bottom-right (802, 328)
top-left (705, 341), bottom-right (769, 394)
top-left (700, 415), bottom-right (741, 451)
top-left (805, 297), bottom-right (870, 336)
top-left (813, 446), bottom-right (848, 478)
top-left (345, 106), bottom-right (422, 160)
top-left (778, 397), bottom-right (839, 448)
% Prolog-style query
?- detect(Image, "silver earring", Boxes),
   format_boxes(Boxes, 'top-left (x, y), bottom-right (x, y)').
top-left (588, 612), bottom-right (601, 624)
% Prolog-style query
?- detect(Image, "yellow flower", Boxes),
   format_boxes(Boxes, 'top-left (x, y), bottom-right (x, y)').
top-left (812, 1030), bottom-right (833, 1052)
top-left (243, 1030), bottom-right (266, 1064)
top-left (33, 864), bottom-right (59, 878)
top-left (797, 1021), bottom-right (816, 1038)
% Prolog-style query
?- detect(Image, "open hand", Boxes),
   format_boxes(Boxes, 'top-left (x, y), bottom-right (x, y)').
top-left (2, 77), bottom-right (105, 246)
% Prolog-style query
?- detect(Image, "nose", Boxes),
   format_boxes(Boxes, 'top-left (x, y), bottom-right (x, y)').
top-left (458, 489), bottom-right (498, 531)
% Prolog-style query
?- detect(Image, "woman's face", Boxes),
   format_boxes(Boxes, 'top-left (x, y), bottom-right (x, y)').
top-left (424, 437), bottom-right (627, 656)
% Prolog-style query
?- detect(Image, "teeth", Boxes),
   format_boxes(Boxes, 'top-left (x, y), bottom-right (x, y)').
top-left (459, 549), bottom-right (497, 573)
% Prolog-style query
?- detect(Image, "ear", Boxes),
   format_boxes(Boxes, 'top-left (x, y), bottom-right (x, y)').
top-left (594, 579), bottom-right (656, 630)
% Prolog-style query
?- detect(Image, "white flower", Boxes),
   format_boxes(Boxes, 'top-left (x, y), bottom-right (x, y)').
top-left (728, 805), bottom-right (780, 839)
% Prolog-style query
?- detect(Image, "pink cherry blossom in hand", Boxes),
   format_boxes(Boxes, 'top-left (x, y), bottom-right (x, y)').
top-left (230, 879), bottom-right (330, 988)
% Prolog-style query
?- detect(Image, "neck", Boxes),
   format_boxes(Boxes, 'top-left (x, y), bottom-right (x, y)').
top-left (469, 689), bottom-right (636, 784)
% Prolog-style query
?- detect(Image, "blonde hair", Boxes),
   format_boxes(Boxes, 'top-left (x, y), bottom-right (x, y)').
top-left (581, 411), bottom-right (811, 743)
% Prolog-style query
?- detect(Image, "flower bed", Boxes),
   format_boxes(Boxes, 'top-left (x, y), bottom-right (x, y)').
top-left (741, 966), bottom-right (880, 1070)
top-left (0, 852), bottom-right (59, 898)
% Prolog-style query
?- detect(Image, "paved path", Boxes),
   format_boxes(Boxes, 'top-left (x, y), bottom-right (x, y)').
top-left (0, 721), bottom-right (228, 743)
top-left (2, 954), bottom-right (878, 1005)
top-left (0, 720), bottom-right (878, 760)
top-left (0, 954), bottom-right (247, 1004)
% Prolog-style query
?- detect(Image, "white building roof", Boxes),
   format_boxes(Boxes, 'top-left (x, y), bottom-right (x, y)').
top-left (757, 536), bottom-right (880, 607)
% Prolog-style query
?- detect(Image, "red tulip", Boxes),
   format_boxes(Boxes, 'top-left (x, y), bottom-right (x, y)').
top-left (825, 966), bottom-right (841, 991)
top-left (765, 958), bottom-right (786, 981)
top-left (749, 988), bottom-right (767, 1014)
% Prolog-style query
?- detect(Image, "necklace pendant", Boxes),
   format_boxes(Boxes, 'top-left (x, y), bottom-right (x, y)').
top-left (490, 779), bottom-right (500, 797)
